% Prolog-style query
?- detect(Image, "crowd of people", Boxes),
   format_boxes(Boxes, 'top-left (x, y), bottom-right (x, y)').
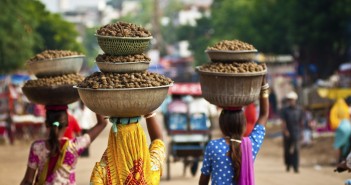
top-left (0, 75), bottom-right (350, 184)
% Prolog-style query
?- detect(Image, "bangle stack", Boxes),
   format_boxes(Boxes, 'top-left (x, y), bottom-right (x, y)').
top-left (144, 112), bottom-right (156, 119)
top-left (260, 83), bottom-right (270, 98)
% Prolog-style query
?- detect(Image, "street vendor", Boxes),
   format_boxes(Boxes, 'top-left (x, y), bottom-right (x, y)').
top-left (90, 113), bottom-right (165, 185)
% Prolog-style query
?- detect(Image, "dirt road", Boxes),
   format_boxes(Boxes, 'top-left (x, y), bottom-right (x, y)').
top-left (0, 122), bottom-right (349, 185)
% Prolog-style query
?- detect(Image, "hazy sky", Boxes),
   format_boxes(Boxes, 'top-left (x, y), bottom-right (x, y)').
top-left (40, 0), bottom-right (106, 12)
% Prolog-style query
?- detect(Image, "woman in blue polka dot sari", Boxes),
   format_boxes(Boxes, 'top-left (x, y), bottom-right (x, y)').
top-left (199, 77), bottom-right (269, 185)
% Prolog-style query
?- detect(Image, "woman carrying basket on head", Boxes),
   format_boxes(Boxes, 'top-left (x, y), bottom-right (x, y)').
top-left (90, 112), bottom-right (165, 185)
top-left (20, 105), bottom-right (108, 185)
top-left (199, 76), bottom-right (269, 185)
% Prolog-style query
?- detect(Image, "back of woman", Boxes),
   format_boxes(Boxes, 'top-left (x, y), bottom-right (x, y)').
top-left (199, 77), bottom-right (269, 185)
top-left (28, 135), bottom-right (90, 184)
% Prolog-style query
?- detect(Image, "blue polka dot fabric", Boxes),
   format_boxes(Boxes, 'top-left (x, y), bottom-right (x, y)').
top-left (201, 124), bottom-right (265, 185)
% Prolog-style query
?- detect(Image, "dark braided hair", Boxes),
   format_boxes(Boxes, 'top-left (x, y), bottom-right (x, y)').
top-left (219, 109), bottom-right (246, 183)
top-left (45, 110), bottom-right (68, 157)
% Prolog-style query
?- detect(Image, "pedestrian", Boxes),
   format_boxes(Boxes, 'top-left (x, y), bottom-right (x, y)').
top-left (333, 118), bottom-right (351, 163)
top-left (199, 77), bottom-right (269, 185)
top-left (5, 108), bottom-right (14, 145)
top-left (243, 103), bottom-right (257, 137)
top-left (280, 91), bottom-right (304, 173)
top-left (90, 112), bottom-right (165, 184)
top-left (63, 112), bottom-right (81, 139)
top-left (302, 108), bottom-right (313, 147)
top-left (20, 105), bottom-right (107, 185)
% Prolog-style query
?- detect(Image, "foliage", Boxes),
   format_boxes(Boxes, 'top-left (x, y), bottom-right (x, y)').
top-left (0, 0), bottom-right (83, 73)
top-left (35, 13), bottom-right (84, 53)
top-left (82, 27), bottom-right (100, 67)
top-left (211, 0), bottom-right (351, 79)
top-left (176, 17), bottom-right (214, 66)
top-left (0, 0), bottom-right (39, 73)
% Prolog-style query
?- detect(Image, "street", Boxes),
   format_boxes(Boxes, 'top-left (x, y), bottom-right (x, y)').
top-left (0, 118), bottom-right (349, 185)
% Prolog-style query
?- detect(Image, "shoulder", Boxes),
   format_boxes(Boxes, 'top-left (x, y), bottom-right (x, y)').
top-left (72, 133), bottom-right (91, 144)
top-left (207, 138), bottom-right (223, 148)
top-left (253, 124), bottom-right (265, 131)
top-left (31, 140), bottom-right (46, 149)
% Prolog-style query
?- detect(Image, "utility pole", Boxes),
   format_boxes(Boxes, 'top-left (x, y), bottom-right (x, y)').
top-left (152, 0), bottom-right (163, 51)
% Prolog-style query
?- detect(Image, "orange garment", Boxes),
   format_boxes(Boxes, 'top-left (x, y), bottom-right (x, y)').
top-left (244, 103), bottom-right (257, 137)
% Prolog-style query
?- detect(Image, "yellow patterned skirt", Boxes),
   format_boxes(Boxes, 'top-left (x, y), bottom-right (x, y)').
top-left (90, 123), bottom-right (165, 185)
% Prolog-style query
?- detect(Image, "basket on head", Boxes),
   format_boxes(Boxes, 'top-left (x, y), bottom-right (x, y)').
top-left (205, 50), bottom-right (258, 62)
top-left (27, 56), bottom-right (84, 78)
top-left (96, 61), bottom-right (149, 73)
top-left (22, 85), bottom-right (80, 105)
top-left (196, 67), bottom-right (266, 107)
top-left (76, 84), bottom-right (172, 117)
top-left (95, 34), bottom-right (152, 56)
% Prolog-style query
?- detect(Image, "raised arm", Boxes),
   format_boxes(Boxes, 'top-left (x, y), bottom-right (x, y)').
top-left (145, 113), bottom-right (163, 141)
top-left (87, 114), bottom-right (108, 142)
top-left (257, 76), bottom-right (269, 126)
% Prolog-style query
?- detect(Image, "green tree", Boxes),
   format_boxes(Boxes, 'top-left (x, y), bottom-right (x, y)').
top-left (83, 27), bottom-right (100, 67)
top-left (35, 13), bottom-right (84, 53)
top-left (0, 0), bottom-right (40, 73)
top-left (0, 0), bottom-right (83, 73)
top-left (177, 17), bottom-right (214, 66)
top-left (211, 0), bottom-right (351, 80)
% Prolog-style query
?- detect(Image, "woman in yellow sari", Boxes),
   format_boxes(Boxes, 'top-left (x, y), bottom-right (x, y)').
top-left (90, 112), bottom-right (165, 185)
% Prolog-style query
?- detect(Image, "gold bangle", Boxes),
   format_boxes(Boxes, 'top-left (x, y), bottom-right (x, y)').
top-left (144, 112), bottom-right (156, 119)
top-left (260, 89), bottom-right (269, 98)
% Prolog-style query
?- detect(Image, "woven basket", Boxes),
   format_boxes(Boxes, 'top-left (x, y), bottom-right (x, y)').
top-left (22, 85), bottom-right (79, 105)
top-left (76, 84), bottom-right (172, 117)
top-left (205, 50), bottom-right (258, 62)
top-left (95, 34), bottom-right (152, 55)
top-left (196, 67), bottom-right (266, 107)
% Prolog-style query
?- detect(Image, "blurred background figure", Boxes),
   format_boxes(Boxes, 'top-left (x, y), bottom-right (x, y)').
top-left (302, 108), bottom-right (314, 147)
top-left (333, 116), bottom-right (351, 163)
top-left (168, 94), bottom-right (188, 114)
top-left (63, 112), bottom-right (81, 139)
top-left (280, 91), bottom-right (304, 173)
top-left (243, 103), bottom-right (257, 137)
top-left (69, 101), bottom-right (96, 157)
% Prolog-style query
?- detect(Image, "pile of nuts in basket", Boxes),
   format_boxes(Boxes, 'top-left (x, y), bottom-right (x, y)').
top-left (83, 21), bottom-right (172, 89)
top-left (197, 40), bottom-right (266, 107)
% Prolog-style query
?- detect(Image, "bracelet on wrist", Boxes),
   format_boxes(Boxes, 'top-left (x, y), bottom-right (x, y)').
top-left (260, 89), bottom-right (269, 98)
top-left (144, 112), bottom-right (156, 119)
top-left (261, 83), bottom-right (270, 90)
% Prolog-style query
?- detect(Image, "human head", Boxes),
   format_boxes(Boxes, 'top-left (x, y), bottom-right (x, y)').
top-left (45, 105), bottom-right (69, 156)
top-left (219, 109), bottom-right (247, 137)
top-left (219, 109), bottom-right (246, 183)
top-left (285, 91), bottom-right (298, 106)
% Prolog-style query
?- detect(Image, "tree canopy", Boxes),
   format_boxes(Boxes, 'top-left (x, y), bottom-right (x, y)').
top-left (209, 0), bottom-right (351, 80)
top-left (0, 0), bottom-right (83, 73)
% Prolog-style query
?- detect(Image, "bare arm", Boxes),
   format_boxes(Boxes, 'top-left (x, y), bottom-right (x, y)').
top-left (257, 77), bottom-right (269, 126)
top-left (20, 167), bottom-right (36, 185)
top-left (87, 114), bottom-right (108, 142)
top-left (145, 113), bottom-right (163, 141)
top-left (199, 174), bottom-right (210, 185)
